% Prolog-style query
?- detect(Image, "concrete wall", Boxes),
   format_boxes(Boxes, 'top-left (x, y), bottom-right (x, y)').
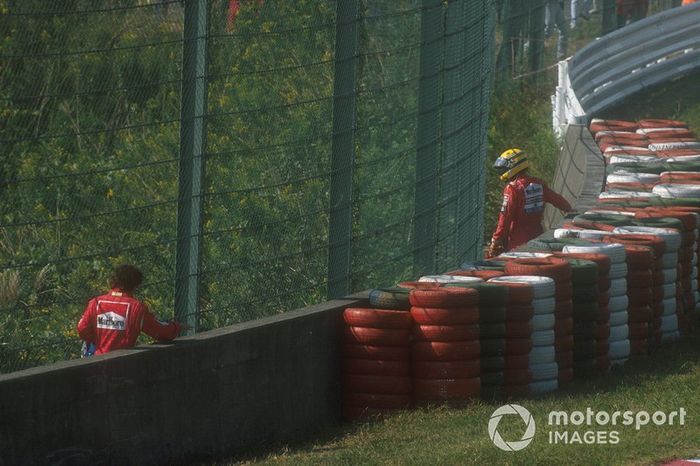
top-left (0, 294), bottom-right (368, 465)
top-left (544, 124), bottom-right (605, 229)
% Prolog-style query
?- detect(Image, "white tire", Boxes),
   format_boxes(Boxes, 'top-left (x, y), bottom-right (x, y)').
top-left (577, 230), bottom-right (613, 241)
top-left (609, 339), bottom-right (631, 359)
top-left (531, 330), bottom-right (555, 346)
top-left (608, 278), bottom-right (628, 298)
top-left (661, 314), bottom-right (678, 333)
top-left (636, 127), bottom-right (686, 135)
top-left (554, 228), bottom-right (581, 239)
top-left (662, 253), bottom-right (679, 269)
top-left (609, 324), bottom-right (629, 341)
top-left (609, 310), bottom-right (628, 327)
top-left (418, 274), bottom-right (483, 284)
top-left (489, 276), bottom-right (556, 298)
top-left (693, 257), bottom-right (699, 268)
top-left (529, 346), bottom-right (556, 364)
top-left (692, 281), bottom-right (698, 292)
top-left (663, 268), bottom-right (678, 284)
top-left (661, 330), bottom-right (681, 342)
top-left (598, 189), bottom-right (659, 198)
top-left (586, 208), bottom-right (635, 216)
top-left (662, 298), bottom-right (677, 316)
top-left (530, 361), bottom-right (558, 381)
top-left (649, 142), bottom-right (700, 151)
top-left (666, 155), bottom-right (700, 163)
top-left (653, 183), bottom-right (700, 199)
top-left (608, 294), bottom-right (629, 312)
top-left (532, 297), bottom-right (556, 315)
top-left (605, 145), bottom-right (655, 153)
top-left (608, 262), bottom-right (628, 279)
top-left (611, 357), bottom-right (628, 367)
top-left (532, 313), bottom-right (556, 331)
top-left (613, 226), bottom-right (681, 252)
top-left (606, 172), bottom-right (660, 184)
top-left (562, 243), bottom-right (626, 263)
top-left (498, 251), bottom-right (553, 258)
top-left (663, 283), bottom-right (677, 299)
top-left (529, 379), bottom-right (559, 393)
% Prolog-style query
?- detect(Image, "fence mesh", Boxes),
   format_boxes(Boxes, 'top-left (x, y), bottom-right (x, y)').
top-left (0, 0), bottom-right (681, 373)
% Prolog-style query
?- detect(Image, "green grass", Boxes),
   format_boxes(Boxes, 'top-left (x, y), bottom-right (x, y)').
top-left (227, 326), bottom-right (700, 465)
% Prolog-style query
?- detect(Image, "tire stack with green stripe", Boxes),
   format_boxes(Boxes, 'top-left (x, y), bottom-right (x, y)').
top-left (565, 259), bottom-right (601, 377)
top-left (445, 282), bottom-right (529, 399)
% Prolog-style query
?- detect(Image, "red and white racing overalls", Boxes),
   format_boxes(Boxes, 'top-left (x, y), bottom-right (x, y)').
top-left (491, 174), bottom-right (572, 251)
top-left (77, 289), bottom-right (181, 355)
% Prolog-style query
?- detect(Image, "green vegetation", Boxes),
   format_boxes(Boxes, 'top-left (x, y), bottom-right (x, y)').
top-left (224, 328), bottom-right (700, 465)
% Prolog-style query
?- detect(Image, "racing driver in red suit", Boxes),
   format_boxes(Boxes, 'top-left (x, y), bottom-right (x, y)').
top-left (486, 148), bottom-right (572, 257)
top-left (78, 264), bottom-right (186, 355)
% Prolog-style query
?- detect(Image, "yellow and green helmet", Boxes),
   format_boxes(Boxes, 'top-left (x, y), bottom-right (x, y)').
top-left (494, 148), bottom-right (529, 181)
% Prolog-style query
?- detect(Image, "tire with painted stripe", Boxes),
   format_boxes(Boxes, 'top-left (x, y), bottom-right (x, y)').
top-left (529, 345), bottom-right (556, 365)
top-left (488, 275), bottom-right (556, 298)
top-left (609, 310), bottom-right (628, 326)
top-left (530, 361), bottom-right (558, 381)
top-left (609, 339), bottom-right (630, 359)
top-left (532, 314), bottom-right (555, 331)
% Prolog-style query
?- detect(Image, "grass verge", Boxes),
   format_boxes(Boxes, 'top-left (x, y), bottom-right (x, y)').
top-left (221, 325), bottom-right (700, 466)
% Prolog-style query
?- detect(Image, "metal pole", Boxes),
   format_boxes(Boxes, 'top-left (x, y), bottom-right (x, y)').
top-left (413, 0), bottom-right (444, 277)
top-left (175, 0), bottom-right (209, 333)
top-left (327, 0), bottom-right (359, 299)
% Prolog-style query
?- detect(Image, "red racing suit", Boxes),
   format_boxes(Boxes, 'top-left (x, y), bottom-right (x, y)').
top-left (77, 289), bottom-right (181, 355)
top-left (491, 174), bottom-right (572, 251)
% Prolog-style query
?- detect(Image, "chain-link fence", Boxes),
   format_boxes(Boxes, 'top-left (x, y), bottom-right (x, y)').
top-left (0, 0), bottom-right (496, 373)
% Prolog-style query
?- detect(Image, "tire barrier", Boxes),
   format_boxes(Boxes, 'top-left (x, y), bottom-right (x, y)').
top-left (409, 287), bottom-right (481, 405)
top-left (342, 307), bottom-right (413, 421)
top-left (488, 275), bottom-right (557, 394)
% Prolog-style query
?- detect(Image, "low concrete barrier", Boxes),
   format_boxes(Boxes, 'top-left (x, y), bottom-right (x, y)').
top-left (0, 294), bottom-right (368, 465)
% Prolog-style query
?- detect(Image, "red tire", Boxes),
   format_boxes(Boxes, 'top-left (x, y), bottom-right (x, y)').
top-left (660, 172), bottom-right (700, 183)
top-left (555, 334), bottom-right (575, 352)
top-left (555, 316), bottom-right (574, 335)
top-left (507, 304), bottom-right (535, 321)
top-left (504, 353), bottom-right (530, 369)
top-left (555, 282), bottom-right (574, 301)
top-left (628, 305), bottom-right (653, 323)
top-left (559, 367), bottom-right (574, 384)
top-left (597, 305), bottom-right (610, 323)
top-left (630, 338), bottom-right (648, 355)
top-left (590, 119), bottom-right (638, 133)
top-left (446, 269), bottom-right (505, 280)
top-left (556, 300), bottom-right (574, 318)
top-left (646, 130), bottom-right (695, 139)
top-left (413, 377), bottom-right (480, 400)
top-left (505, 321), bottom-right (533, 339)
top-left (642, 209), bottom-right (697, 231)
top-left (638, 119), bottom-right (688, 129)
top-left (505, 338), bottom-right (533, 355)
top-left (343, 358), bottom-right (410, 376)
top-left (598, 275), bottom-right (611, 293)
top-left (629, 322), bottom-right (649, 339)
top-left (412, 340), bottom-right (480, 361)
top-left (596, 340), bottom-right (610, 356)
top-left (596, 322), bottom-right (610, 340)
top-left (495, 282), bottom-right (535, 304)
top-left (397, 281), bottom-right (441, 290)
top-left (602, 234), bottom-right (665, 257)
top-left (598, 291), bottom-right (610, 307)
top-left (343, 374), bottom-right (411, 395)
top-left (412, 324), bottom-right (479, 342)
top-left (343, 308), bottom-right (413, 329)
top-left (413, 360), bottom-right (480, 379)
top-left (555, 252), bottom-right (611, 275)
top-left (504, 257), bottom-right (573, 282)
top-left (623, 245), bottom-right (654, 269)
top-left (409, 287), bottom-right (479, 308)
top-left (628, 287), bottom-right (654, 305)
top-left (343, 344), bottom-right (410, 361)
top-left (410, 306), bottom-right (479, 325)
top-left (597, 354), bottom-right (611, 371)
top-left (343, 326), bottom-right (411, 346)
top-left (557, 350), bottom-right (574, 369)
top-left (343, 392), bottom-right (412, 409)
top-left (503, 369), bottom-right (531, 385)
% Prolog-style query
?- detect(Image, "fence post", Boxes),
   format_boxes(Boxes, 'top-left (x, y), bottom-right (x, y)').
top-left (413, 0), bottom-right (444, 277)
top-left (175, 0), bottom-right (209, 332)
top-left (327, 0), bottom-right (360, 299)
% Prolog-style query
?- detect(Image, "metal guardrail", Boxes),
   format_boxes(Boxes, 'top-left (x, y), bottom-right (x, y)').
top-left (553, 3), bottom-right (700, 136)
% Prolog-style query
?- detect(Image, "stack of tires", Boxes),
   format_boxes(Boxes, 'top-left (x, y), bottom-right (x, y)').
top-left (504, 258), bottom-right (574, 387)
top-left (489, 275), bottom-right (556, 394)
top-left (566, 259), bottom-right (601, 376)
top-left (447, 282), bottom-right (529, 399)
top-left (562, 243), bottom-right (630, 366)
top-left (410, 287), bottom-right (481, 405)
top-left (342, 307), bottom-right (413, 420)
top-left (614, 224), bottom-right (681, 342)
top-left (603, 240), bottom-right (656, 356)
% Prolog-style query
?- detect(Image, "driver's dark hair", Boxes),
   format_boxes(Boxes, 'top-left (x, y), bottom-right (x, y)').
top-left (109, 264), bottom-right (143, 292)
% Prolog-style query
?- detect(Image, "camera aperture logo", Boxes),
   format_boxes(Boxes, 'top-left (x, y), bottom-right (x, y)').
top-left (488, 404), bottom-right (536, 452)
top-left (488, 405), bottom-right (687, 451)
